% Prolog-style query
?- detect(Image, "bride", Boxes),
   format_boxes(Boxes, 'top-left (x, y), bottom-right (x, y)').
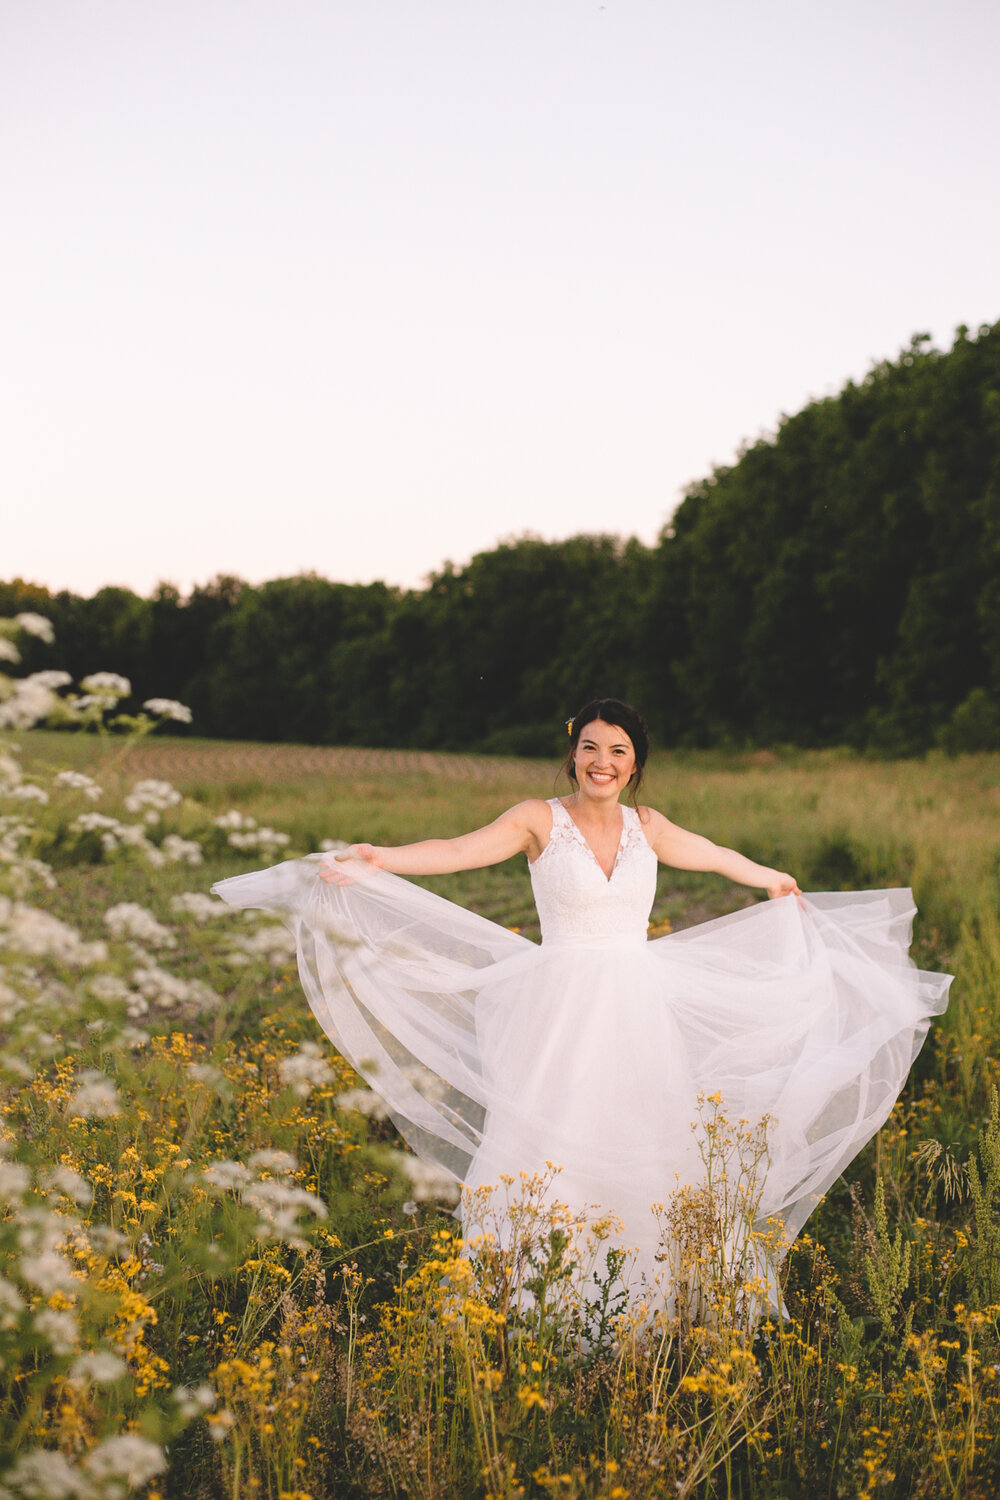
top-left (212, 698), bottom-right (951, 1300)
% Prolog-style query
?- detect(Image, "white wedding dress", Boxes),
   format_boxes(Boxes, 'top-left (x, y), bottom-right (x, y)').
top-left (212, 798), bottom-right (951, 1292)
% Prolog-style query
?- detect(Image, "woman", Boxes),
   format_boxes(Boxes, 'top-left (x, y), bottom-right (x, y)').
top-left (212, 699), bottom-right (950, 1300)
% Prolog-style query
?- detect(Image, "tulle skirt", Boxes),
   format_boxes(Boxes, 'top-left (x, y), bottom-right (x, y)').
top-left (212, 859), bottom-right (951, 1296)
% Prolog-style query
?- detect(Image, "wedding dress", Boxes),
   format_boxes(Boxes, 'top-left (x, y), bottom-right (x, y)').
top-left (212, 798), bottom-right (951, 1293)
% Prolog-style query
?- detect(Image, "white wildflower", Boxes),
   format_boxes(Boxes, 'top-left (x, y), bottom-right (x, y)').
top-left (45, 1165), bottom-right (93, 1206)
top-left (228, 826), bottom-right (291, 851)
top-left (124, 778), bottom-right (181, 814)
top-left (393, 1152), bottom-right (461, 1204)
top-left (21, 1249), bottom-right (77, 1296)
top-left (247, 1149), bottom-right (298, 1174)
top-left (132, 962), bottom-right (217, 1010)
top-left (87, 1224), bottom-right (128, 1256)
top-left (0, 1275), bottom-right (26, 1329)
top-left (244, 1179), bottom-right (328, 1248)
top-left (15, 613), bottom-right (55, 643)
top-left (171, 891), bottom-right (226, 922)
top-left (0, 1159), bottom-right (31, 1200)
top-left (232, 924), bottom-right (296, 963)
top-left (27, 669), bottom-right (72, 689)
top-left (402, 1200), bottom-right (419, 1217)
top-left (160, 834), bottom-right (203, 865)
top-left (187, 1061), bottom-right (224, 1086)
top-left (68, 1350), bottom-right (126, 1384)
top-left (279, 1042), bottom-right (335, 1097)
top-left (0, 636), bottom-right (20, 664)
top-left (207, 1409), bottom-right (235, 1442)
top-left (88, 973), bottom-right (131, 1004)
top-left (3, 783), bottom-right (49, 804)
top-left (79, 671), bottom-right (131, 699)
top-left (67, 1070), bottom-right (121, 1119)
top-left (33, 1307), bottom-right (79, 1355)
top-left (0, 677), bottom-right (57, 728)
top-left (0, 902), bottom-right (108, 966)
top-left (213, 809), bottom-right (251, 829)
top-left (2, 1447), bottom-right (81, 1499)
top-left (336, 1087), bottom-right (390, 1121)
top-left (0, 749), bottom-right (22, 786)
top-left (202, 1160), bottom-right (253, 1191)
top-left (319, 838), bottom-right (349, 852)
top-left (142, 696), bottom-right (193, 723)
top-left (172, 1382), bottom-right (217, 1419)
top-left (81, 1433), bottom-right (165, 1493)
top-left (104, 902), bottom-right (176, 949)
top-left (55, 769), bottom-right (103, 800)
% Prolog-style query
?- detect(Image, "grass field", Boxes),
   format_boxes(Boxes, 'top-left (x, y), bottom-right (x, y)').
top-left (2, 728), bottom-right (1000, 1498)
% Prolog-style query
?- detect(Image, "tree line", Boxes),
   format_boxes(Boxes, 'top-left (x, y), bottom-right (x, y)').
top-left (5, 320), bottom-right (1000, 756)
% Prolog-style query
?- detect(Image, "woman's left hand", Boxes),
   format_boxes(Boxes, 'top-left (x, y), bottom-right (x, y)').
top-left (765, 871), bottom-right (802, 899)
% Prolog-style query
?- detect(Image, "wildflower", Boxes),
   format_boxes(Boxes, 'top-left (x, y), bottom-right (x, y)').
top-left (45, 1165), bottom-right (94, 1206)
top-left (0, 676), bottom-right (59, 727)
top-left (278, 1042), bottom-right (336, 1097)
top-left (393, 1152), bottom-right (461, 1205)
top-left (79, 671), bottom-right (131, 699)
top-left (105, 902), bottom-right (177, 949)
top-left (88, 973), bottom-right (131, 1004)
top-left (227, 826), bottom-right (291, 852)
top-left (54, 768), bottom-right (103, 799)
top-left (132, 962), bottom-right (218, 1010)
top-left (247, 1149), bottom-right (299, 1174)
top-left (160, 834), bottom-right (203, 865)
top-left (20, 1254), bottom-right (77, 1302)
top-left (336, 1086), bottom-right (390, 1120)
top-left (67, 1069), bottom-right (122, 1119)
top-left (0, 1158), bottom-right (31, 1200)
top-left (124, 778), bottom-right (182, 814)
top-left (172, 1382), bottom-right (217, 1419)
top-left (33, 1307), bottom-right (79, 1354)
top-left (0, 900), bottom-right (108, 966)
top-left (0, 1275), bottom-right (26, 1329)
top-left (244, 1179), bottom-right (328, 1247)
top-left (202, 1160), bottom-right (254, 1191)
top-left (3, 783), bottom-right (49, 804)
top-left (1, 1448), bottom-right (81, 1499)
top-left (69, 1350), bottom-right (127, 1383)
top-left (82, 1433), bottom-right (165, 1493)
top-left (15, 612), bottom-right (55, 642)
top-left (232, 925), bottom-right (297, 962)
top-left (0, 636), bottom-right (20, 663)
top-left (27, 668), bottom-right (72, 689)
top-left (172, 891), bottom-right (227, 921)
top-left (143, 696), bottom-right (193, 723)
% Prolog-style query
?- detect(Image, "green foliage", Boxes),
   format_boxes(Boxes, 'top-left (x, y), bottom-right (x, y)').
top-left (5, 320), bottom-right (1000, 754)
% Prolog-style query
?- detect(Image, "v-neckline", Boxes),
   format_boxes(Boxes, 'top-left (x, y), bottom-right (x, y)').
top-left (562, 800), bottom-right (626, 883)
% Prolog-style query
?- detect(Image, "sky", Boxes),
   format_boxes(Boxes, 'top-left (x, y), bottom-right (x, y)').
top-left (3, 0), bottom-right (999, 599)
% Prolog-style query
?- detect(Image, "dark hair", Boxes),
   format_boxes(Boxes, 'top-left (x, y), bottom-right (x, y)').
top-left (562, 698), bottom-right (650, 806)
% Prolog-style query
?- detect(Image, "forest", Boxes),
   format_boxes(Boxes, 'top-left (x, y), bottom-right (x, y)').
top-left (5, 319), bottom-right (1000, 756)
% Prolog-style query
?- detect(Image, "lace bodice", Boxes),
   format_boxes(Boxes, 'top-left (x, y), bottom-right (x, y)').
top-left (528, 798), bottom-right (657, 944)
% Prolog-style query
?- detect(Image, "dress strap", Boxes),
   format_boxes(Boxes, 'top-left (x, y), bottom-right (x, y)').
top-left (547, 797), bottom-right (572, 828)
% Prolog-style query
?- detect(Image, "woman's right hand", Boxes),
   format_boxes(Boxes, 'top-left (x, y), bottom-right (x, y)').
top-left (319, 844), bottom-right (382, 884)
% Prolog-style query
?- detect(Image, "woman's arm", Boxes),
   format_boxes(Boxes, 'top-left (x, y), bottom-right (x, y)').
top-left (319, 800), bottom-right (551, 883)
top-left (641, 808), bottom-right (801, 899)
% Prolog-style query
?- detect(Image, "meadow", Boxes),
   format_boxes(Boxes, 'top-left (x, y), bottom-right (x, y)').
top-left (3, 676), bottom-right (1000, 1498)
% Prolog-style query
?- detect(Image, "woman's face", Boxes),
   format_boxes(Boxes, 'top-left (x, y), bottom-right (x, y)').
top-left (573, 719), bottom-right (637, 799)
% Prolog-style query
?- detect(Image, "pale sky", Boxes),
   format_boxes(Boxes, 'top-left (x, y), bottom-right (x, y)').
top-left (3, 0), bottom-right (999, 598)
